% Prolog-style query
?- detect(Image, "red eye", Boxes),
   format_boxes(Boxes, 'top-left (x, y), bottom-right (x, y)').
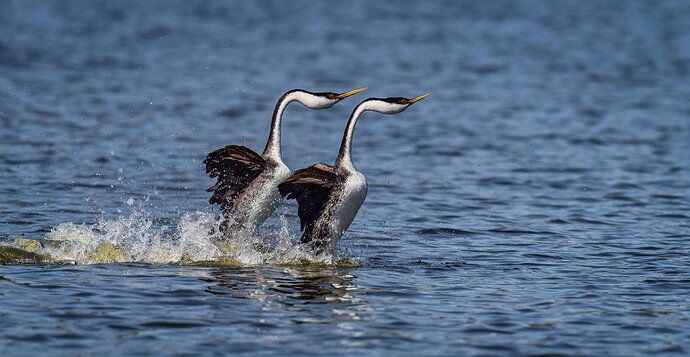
top-left (399, 99), bottom-right (408, 104)
top-left (327, 93), bottom-right (335, 99)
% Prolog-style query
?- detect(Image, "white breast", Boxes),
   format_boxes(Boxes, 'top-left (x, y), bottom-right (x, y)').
top-left (233, 162), bottom-right (290, 230)
top-left (253, 162), bottom-right (291, 225)
top-left (332, 172), bottom-right (368, 239)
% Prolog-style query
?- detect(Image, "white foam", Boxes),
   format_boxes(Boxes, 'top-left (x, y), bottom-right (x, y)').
top-left (38, 207), bottom-right (344, 266)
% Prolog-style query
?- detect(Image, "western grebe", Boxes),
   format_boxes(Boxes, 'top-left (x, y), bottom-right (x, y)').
top-left (278, 93), bottom-right (430, 253)
top-left (204, 88), bottom-right (367, 235)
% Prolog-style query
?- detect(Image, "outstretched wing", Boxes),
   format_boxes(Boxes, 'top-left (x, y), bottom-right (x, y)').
top-left (278, 163), bottom-right (339, 231)
top-left (204, 145), bottom-right (267, 208)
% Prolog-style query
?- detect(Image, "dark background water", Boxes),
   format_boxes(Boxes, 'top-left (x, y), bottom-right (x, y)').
top-left (2, 0), bottom-right (690, 355)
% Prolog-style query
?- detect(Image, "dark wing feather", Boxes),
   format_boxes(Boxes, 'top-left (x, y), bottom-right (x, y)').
top-left (278, 163), bottom-right (338, 231)
top-left (204, 145), bottom-right (267, 208)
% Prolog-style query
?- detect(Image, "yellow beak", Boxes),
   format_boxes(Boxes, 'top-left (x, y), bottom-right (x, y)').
top-left (408, 92), bottom-right (431, 104)
top-left (336, 87), bottom-right (368, 99)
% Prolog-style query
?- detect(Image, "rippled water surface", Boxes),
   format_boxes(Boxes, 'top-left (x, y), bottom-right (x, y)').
top-left (2, 1), bottom-right (690, 355)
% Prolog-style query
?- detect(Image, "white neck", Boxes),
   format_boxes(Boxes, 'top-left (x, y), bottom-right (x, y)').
top-left (335, 101), bottom-right (372, 172)
top-left (262, 91), bottom-right (315, 160)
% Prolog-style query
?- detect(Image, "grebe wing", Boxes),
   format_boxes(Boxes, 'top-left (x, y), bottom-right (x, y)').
top-left (204, 145), bottom-right (267, 207)
top-left (278, 163), bottom-right (338, 230)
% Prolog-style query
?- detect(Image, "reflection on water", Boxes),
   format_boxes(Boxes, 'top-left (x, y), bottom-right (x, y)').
top-left (204, 268), bottom-right (366, 324)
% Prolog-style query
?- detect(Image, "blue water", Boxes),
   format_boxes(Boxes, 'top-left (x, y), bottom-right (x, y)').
top-left (1, 0), bottom-right (690, 355)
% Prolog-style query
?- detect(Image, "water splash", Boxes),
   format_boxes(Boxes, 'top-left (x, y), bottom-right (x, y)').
top-left (38, 209), bottom-right (222, 264)
top-left (2, 208), bottom-right (354, 266)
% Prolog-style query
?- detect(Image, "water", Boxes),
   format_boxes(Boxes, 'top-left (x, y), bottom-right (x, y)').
top-left (1, 0), bottom-right (690, 355)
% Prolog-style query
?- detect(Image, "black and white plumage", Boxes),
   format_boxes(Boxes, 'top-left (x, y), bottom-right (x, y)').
top-left (279, 93), bottom-right (430, 252)
top-left (204, 88), bottom-right (367, 234)
top-left (205, 145), bottom-right (266, 207)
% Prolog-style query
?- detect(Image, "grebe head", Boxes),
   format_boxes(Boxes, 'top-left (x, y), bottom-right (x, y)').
top-left (362, 93), bottom-right (431, 114)
top-left (294, 87), bottom-right (368, 110)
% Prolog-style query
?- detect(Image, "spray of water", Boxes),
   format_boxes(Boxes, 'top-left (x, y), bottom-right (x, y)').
top-left (2, 206), bottom-right (355, 266)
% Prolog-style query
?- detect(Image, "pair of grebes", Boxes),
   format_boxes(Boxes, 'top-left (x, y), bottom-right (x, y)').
top-left (204, 88), bottom-right (429, 253)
